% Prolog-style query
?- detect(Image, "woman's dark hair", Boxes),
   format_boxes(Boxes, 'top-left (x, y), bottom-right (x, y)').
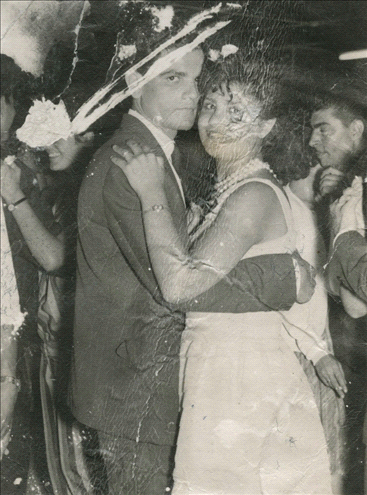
top-left (1, 55), bottom-right (38, 154)
top-left (262, 105), bottom-right (316, 185)
top-left (1, 54), bottom-right (36, 107)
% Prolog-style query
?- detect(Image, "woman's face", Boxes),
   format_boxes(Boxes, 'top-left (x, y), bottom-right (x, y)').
top-left (198, 82), bottom-right (267, 162)
top-left (44, 133), bottom-right (93, 171)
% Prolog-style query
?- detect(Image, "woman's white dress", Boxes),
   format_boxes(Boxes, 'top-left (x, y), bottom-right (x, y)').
top-left (283, 185), bottom-right (345, 486)
top-left (172, 178), bottom-right (333, 494)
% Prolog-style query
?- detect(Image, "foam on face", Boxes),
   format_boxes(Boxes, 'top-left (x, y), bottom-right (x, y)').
top-left (16, 99), bottom-right (72, 148)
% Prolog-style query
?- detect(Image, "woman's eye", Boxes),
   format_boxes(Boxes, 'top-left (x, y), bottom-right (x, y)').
top-left (229, 107), bottom-right (244, 121)
top-left (167, 75), bottom-right (179, 82)
top-left (203, 102), bottom-right (215, 110)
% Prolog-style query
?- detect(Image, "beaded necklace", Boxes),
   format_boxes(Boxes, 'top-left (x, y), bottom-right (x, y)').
top-left (191, 159), bottom-right (277, 243)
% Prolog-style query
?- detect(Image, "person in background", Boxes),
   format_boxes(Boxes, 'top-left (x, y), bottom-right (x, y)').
top-left (1, 53), bottom-right (94, 494)
top-left (37, 131), bottom-right (95, 495)
top-left (327, 175), bottom-right (367, 494)
top-left (327, 176), bottom-right (366, 312)
top-left (1, 54), bottom-right (63, 494)
top-left (263, 107), bottom-right (346, 494)
top-left (309, 90), bottom-right (367, 494)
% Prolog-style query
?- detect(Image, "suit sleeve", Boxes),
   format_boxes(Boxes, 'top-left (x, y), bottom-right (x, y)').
top-left (177, 253), bottom-right (297, 312)
top-left (326, 231), bottom-right (367, 302)
top-left (103, 163), bottom-right (163, 298)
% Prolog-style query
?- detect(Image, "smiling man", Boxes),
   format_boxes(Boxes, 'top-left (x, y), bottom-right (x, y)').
top-left (71, 40), bottom-right (314, 494)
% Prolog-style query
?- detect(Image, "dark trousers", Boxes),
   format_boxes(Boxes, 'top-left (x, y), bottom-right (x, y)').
top-left (97, 431), bottom-right (175, 495)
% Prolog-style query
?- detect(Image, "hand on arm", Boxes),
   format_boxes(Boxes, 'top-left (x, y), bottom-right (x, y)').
top-left (1, 160), bottom-right (64, 272)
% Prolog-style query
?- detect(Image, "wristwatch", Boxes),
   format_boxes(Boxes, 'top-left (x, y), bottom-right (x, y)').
top-left (7, 197), bottom-right (27, 212)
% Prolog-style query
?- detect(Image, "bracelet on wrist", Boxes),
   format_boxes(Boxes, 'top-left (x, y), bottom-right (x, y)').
top-left (1, 376), bottom-right (21, 390)
top-left (7, 197), bottom-right (27, 212)
top-left (143, 204), bottom-right (169, 213)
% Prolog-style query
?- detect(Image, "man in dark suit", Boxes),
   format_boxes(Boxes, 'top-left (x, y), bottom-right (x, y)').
top-left (71, 44), bottom-right (314, 494)
top-left (310, 91), bottom-right (367, 493)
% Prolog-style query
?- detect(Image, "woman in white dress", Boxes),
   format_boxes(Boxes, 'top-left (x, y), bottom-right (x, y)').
top-left (111, 60), bottom-right (345, 494)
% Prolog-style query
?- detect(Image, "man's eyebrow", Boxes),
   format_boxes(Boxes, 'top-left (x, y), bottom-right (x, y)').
top-left (159, 70), bottom-right (186, 77)
top-left (312, 121), bottom-right (329, 129)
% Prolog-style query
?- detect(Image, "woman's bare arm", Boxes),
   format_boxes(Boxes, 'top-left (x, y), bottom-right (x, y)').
top-left (141, 183), bottom-right (284, 302)
top-left (1, 160), bottom-right (64, 272)
top-left (111, 143), bottom-right (287, 303)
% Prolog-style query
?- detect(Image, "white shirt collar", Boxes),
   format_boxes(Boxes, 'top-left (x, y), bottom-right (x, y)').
top-left (129, 109), bottom-right (175, 160)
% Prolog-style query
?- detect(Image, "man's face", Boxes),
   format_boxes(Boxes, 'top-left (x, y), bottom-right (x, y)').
top-left (309, 107), bottom-right (356, 170)
top-left (139, 49), bottom-right (204, 138)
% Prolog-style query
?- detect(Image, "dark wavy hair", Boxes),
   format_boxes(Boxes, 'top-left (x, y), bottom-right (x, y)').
top-left (262, 105), bottom-right (317, 185)
top-left (1, 55), bottom-right (38, 155)
top-left (0, 54), bottom-right (36, 107)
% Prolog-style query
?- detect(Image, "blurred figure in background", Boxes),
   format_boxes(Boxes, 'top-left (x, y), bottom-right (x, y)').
top-left (1, 53), bottom-right (96, 494)
top-left (1, 54), bottom-right (64, 494)
top-left (263, 107), bottom-right (346, 494)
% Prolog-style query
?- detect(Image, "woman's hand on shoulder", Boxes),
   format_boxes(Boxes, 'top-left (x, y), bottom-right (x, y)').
top-left (110, 140), bottom-right (165, 198)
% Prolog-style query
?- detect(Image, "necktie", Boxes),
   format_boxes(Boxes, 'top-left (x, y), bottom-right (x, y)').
top-left (171, 144), bottom-right (182, 175)
top-left (171, 144), bottom-right (189, 205)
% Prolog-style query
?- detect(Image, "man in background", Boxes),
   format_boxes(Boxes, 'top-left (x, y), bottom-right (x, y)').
top-left (310, 91), bottom-right (367, 493)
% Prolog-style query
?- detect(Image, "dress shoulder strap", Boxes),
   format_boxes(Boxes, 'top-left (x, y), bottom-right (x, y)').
top-left (238, 177), bottom-right (294, 233)
top-left (191, 176), bottom-right (294, 245)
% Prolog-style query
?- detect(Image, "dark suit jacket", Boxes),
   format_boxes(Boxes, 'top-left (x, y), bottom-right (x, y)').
top-left (71, 113), bottom-right (298, 445)
top-left (327, 230), bottom-right (367, 302)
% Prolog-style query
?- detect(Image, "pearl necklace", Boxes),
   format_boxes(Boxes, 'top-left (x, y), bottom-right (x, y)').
top-left (214, 158), bottom-right (276, 196)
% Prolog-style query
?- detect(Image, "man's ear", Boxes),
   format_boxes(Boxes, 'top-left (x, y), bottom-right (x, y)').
top-left (350, 119), bottom-right (364, 141)
top-left (259, 118), bottom-right (276, 138)
top-left (125, 70), bottom-right (143, 98)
